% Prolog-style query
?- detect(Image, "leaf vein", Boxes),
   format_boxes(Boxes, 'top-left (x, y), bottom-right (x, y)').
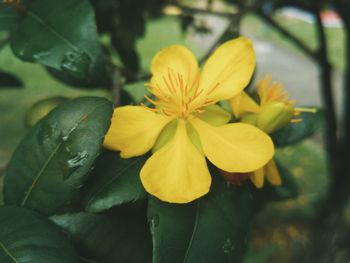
top-left (0, 240), bottom-right (19, 263)
top-left (183, 199), bottom-right (201, 263)
top-left (20, 101), bottom-right (107, 206)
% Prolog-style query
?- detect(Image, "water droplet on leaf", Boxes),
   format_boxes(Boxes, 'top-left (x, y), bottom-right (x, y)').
top-left (222, 238), bottom-right (235, 254)
top-left (150, 215), bottom-right (160, 233)
top-left (60, 51), bottom-right (91, 79)
top-left (67, 151), bottom-right (89, 168)
top-left (62, 135), bottom-right (69, 141)
top-left (33, 51), bottom-right (51, 60)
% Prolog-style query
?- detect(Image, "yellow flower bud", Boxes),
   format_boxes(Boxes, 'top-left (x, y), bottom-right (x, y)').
top-left (256, 101), bottom-right (294, 134)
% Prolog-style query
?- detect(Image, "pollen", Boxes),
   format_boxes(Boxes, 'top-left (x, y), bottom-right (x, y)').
top-left (144, 67), bottom-right (219, 118)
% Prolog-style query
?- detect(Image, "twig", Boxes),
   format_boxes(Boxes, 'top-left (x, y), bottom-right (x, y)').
top-left (255, 10), bottom-right (317, 61)
top-left (110, 66), bottom-right (123, 106)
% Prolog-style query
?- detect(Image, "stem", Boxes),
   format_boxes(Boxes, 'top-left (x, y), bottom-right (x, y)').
top-left (174, 3), bottom-right (238, 18)
top-left (314, 8), bottom-right (338, 174)
top-left (110, 66), bottom-right (123, 106)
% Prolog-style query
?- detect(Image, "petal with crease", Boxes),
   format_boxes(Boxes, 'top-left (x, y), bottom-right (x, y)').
top-left (199, 37), bottom-right (256, 101)
top-left (150, 45), bottom-right (199, 97)
top-left (140, 119), bottom-right (211, 203)
top-left (191, 118), bottom-right (274, 172)
top-left (104, 106), bottom-right (171, 158)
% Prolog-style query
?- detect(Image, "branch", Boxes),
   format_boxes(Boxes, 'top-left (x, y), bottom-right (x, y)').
top-left (173, 3), bottom-right (239, 18)
top-left (255, 10), bottom-right (317, 61)
top-left (313, 7), bottom-right (338, 165)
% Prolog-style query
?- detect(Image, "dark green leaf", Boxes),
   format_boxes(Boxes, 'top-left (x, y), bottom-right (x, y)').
top-left (0, 206), bottom-right (79, 263)
top-left (25, 97), bottom-right (69, 127)
top-left (0, 4), bottom-right (19, 31)
top-left (10, 0), bottom-right (110, 86)
top-left (0, 71), bottom-right (23, 88)
top-left (51, 203), bottom-right (152, 263)
top-left (4, 97), bottom-right (113, 214)
top-left (272, 109), bottom-right (323, 147)
top-left (148, 174), bottom-right (263, 263)
top-left (82, 150), bottom-right (147, 212)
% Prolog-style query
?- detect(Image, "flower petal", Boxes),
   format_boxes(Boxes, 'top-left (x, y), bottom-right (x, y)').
top-left (228, 92), bottom-right (260, 118)
top-left (104, 106), bottom-right (171, 158)
top-left (150, 45), bottom-right (199, 96)
top-left (191, 118), bottom-right (274, 172)
top-left (198, 104), bottom-right (231, 126)
top-left (264, 159), bottom-right (282, 185)
top-left (250, 168), bottom-right (265, 188)
top-left (199, 37), bottom-right (256, 101)
top-left (140, 119), bottom-right (211, 203)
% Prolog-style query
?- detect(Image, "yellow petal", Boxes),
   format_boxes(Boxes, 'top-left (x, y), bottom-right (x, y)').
top-left (250, 168), bottom-right (265, 188)
top-left (140, 119), bottom-right (211, 203)
top-left (264, 159), bottom-right (282, 185)
top-left (104, 106), bottom-right (171, 158)
top-left (228, 92), bottom-right (260, 118)
top-left (198, 104), bottom-right (231, 126)
top-left (199, 37), bottom-right (256, 101)
top-left (150, 45), bottom-right (199, 96)
top-left (191, 118), bottom-right (274, 172)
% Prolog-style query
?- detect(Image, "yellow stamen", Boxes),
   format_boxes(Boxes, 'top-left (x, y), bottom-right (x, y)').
top-left (291, 118), bottom-right (303, 123)
top-left (294, 107), bottom-right (317, 113)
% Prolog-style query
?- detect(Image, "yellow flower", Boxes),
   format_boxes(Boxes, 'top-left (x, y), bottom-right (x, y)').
top-left (227, 75), bottom-right (315, 188)
top-left (104, 37), bottom-right (274, 203)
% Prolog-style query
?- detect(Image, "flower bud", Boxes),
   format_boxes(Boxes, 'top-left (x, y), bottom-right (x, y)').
top-left (256, 101), bottom-right (294, 134)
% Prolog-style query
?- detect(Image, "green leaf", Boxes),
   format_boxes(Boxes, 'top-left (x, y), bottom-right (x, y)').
top-left (148, 174), bottom-right (263, 263)
top-left (0, 206), bottom-right (79, 263)
top-left (10, 0), bottom-right (109, 86)
top-left (0, 4), bottom-right (19, 31)
top-left (0, 71), bottom-right (23, 88)
top-left (4, 97), bottom-right (113, 214)
top-left (25, 97), bottom-right (69, 128)
top-left (82, 150), bottom-right (147, 213)
top-left (272, 109), bottom-right (323, 147)
top-left (51, 203), bottom-right (152, 263)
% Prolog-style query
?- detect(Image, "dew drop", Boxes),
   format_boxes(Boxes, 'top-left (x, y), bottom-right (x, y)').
top-left (222, 238), bottom-right (235, 254)
top-left (62, 135), bottom-right (69, 141)
top-left (150, 215), bottom-right (160, 233)
top-left (67, 151), bottom-right (89, 168)
top-left (37, 121), bottom-right (59, 145)
top-left (18, 48), bottom-right (25, 57)
top-left (60, 51), bottom-right (91, 79)
top-left (33, 51), bottom-right (51, 60)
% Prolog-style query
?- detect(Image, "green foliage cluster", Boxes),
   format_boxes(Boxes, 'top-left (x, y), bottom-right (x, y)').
top-left (0, 0), bottom-right (323, 262)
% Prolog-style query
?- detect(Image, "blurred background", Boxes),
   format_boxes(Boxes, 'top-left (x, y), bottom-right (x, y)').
top-left (0, 0), bottom-right (349, 262)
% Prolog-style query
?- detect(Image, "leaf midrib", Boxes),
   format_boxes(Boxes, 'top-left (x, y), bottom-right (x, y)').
top-left (27, 11), bottom-right (78, 51)
top-left (0, 240), bottom-right (19, 263)
top-left (20, 102), bottom-right (106, 206)
top-left (85, 157), bottom-right (145, 208)
top-left (182, 200), bottom-right (201, 263)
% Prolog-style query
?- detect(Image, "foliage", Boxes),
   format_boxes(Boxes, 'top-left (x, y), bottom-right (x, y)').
top-left (0, 0), bottom-right (325, 262)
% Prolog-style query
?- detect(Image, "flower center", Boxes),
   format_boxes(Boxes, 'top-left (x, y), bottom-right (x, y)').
top-left (145, 68), bottom-right (218, 118)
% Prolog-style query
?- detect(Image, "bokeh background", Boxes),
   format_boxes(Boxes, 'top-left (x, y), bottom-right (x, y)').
top-left (1, 0), bottom-right (348, 262)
